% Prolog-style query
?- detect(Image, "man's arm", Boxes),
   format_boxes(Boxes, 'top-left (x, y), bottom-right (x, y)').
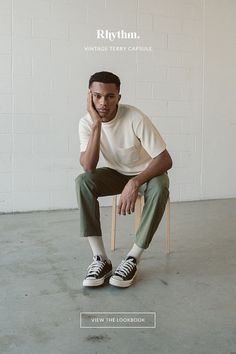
top-left (132, 149), bottom-right (172, 187)
top-left (80, 91), bottom-right (102, 173)
top-left (117, 149), bottom-right (172, 215)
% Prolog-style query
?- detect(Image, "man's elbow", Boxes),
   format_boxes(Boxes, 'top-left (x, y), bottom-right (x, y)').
top-left (80, 161), bottom-right (95, 173)
top-left (162, 150), bottom-right (173, 171)
top-left (80, 158), bottom-right (95, 173)
top-left (83, 167), bottom-right (95, 173)
top-left (167, 155), bottom-right (173, 170)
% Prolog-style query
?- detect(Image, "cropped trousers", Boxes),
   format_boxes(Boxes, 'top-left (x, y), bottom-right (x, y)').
top-left (75, 167), bottom-right (169, 249)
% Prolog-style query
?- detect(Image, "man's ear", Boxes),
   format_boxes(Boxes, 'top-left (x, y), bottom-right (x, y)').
top-left (118, 94), bottom-right (121, 102)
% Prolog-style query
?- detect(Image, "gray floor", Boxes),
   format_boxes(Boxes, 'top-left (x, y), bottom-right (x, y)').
top-left (1, 199), bottom-right (236, 354)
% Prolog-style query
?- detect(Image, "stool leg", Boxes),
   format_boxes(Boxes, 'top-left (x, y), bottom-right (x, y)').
top-left (140, 195), bottom-right (145, 210)
top-left (134, 195), bottom-right (142, 233)
top-left (111, 195), bottom-right (117, 251)
top-left (166, 197), bottom-right (170, 255)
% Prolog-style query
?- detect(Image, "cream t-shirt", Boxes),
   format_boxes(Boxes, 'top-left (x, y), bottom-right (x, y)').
top-left (79, 104), bottom-right (166, 176)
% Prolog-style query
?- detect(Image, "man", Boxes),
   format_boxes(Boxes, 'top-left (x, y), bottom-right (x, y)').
top-left (75, 71), bottom-right (172, 288)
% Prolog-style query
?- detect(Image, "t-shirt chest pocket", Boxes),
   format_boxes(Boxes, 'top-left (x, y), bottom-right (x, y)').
top-left (116, 145), bottom-right (140, 165)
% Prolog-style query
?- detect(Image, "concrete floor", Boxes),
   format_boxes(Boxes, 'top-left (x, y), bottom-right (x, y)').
top-left (1, 199), bottom-right (236, 354)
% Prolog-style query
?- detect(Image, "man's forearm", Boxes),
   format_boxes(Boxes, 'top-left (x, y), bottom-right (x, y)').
top-left (131, 150), bottom-right (172, 188)
top-left (80, 123), bottom-right (101, 172)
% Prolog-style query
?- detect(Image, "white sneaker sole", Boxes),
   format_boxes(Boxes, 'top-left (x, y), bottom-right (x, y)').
top-left (109, 273), bottom-right (136, 288)
top-left (83, 270), bottom-right (113, 287)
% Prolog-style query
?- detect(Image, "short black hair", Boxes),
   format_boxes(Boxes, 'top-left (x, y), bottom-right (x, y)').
top-left (89, 71), bottom-right (121, 92)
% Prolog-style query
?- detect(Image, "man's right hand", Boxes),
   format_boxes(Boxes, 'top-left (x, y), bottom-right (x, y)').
top-left (80, 91), bottom-right (102, 172)
top-left (87, 90), bottom-right (102, 127)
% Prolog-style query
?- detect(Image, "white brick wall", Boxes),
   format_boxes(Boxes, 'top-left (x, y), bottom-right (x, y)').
top-left (0, 0), bottom-right (235, 212)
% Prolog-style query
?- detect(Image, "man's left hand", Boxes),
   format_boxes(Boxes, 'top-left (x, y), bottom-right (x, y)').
top-left (118, 179), bottom-right (139, 215)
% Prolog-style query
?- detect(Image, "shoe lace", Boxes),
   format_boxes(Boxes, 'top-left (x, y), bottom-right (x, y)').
top-left (115, 259), bottom-right (135, 277)
top-left (87, 258), bottom-right (105, 277)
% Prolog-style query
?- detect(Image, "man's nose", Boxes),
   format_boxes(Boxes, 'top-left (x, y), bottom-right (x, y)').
top-left (100, 96), bottom-right (107, 105)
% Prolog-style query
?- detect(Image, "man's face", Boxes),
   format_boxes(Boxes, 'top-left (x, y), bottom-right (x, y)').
top-left (89, 82), bottom-right (121, 122)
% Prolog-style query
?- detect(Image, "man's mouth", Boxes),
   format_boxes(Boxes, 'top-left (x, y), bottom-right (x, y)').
top-left (98, 109), bottom-right (109, 113)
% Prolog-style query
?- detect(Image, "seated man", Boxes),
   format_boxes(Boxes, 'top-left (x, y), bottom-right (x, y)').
top-left (75, 71), bottom-right (172, 288)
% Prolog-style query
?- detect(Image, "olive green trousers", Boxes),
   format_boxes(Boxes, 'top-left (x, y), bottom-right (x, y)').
top-left (75, 167), bottom-right (169, 249)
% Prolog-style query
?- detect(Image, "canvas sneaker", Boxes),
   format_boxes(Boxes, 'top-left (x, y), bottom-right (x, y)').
top-left (109, 256), bottom-right (137, 288)
top-left (83, 255), bottom-right (112, 287)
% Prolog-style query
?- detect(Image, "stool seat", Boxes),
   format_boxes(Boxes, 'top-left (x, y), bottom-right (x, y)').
top-left (111, 194), bottom-right (171, 254)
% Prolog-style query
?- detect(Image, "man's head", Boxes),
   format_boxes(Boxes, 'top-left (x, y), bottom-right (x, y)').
top-left (88, 71), bottom-right (121, 122)
top-left (89, 71), bottom-right (121, 92)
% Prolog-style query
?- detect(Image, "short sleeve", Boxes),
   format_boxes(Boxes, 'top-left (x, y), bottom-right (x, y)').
top-left (78, 117), bottom-right (91, 152)
top-left (134, 115), bottom-right (166, 158)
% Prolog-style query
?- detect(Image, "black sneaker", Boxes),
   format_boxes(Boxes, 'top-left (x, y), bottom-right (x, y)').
top-left (83, 255), bottom-right (112, 287)
top-left (109, 256), bottom-right (137, 288)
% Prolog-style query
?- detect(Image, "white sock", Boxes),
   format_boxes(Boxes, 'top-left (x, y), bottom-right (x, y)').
top-left (126, 243), bottom-right (144, 263)
top-left (88, 236), bottom-right (108, 260)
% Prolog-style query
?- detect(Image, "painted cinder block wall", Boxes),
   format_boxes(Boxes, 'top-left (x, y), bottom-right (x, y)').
top-left (0, 0), bottom-right (235, 212)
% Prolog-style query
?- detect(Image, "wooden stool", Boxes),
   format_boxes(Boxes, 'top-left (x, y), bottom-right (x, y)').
top-left (111, 194), bottom-right (171, 254)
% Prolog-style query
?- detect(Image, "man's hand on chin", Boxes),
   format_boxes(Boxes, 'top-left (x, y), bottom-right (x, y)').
top-left (87, 90), bottom-right (102, 127)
